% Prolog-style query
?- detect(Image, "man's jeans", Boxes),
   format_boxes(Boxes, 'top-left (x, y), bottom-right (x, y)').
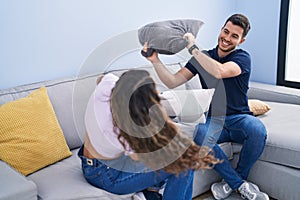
top-left (78, 146), bottom-right (194, 200)
top-left (193, 114), bottom-right (267, 190)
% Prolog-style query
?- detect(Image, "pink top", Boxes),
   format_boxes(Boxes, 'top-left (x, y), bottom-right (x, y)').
top-left (85, 73), bottom-right (132, 158)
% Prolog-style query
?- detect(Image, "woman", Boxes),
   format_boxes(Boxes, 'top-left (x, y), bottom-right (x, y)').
top-left (78, 69), bottom-right (219, 200)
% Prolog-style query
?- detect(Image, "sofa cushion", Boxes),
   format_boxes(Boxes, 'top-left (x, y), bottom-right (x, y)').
top-left (0, 160), bottom-right (37, 200)
top-left (0, 87), bottom-right (72, 176)
top-left (28, 149), bottom-right (133, 200)
top-left (258, 101), bottom-right (300, 169)
top-left (233, 101), bottom-right (300, 170)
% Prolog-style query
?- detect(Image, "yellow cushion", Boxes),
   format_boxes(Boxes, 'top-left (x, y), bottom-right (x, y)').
top-left (0, 87), bottom-right (72, 176)
top-left (248, 99), bottom-right (271, 116)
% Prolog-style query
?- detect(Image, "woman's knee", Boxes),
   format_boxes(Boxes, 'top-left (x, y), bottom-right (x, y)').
top-left (193, 124), bottom-right (207, 145)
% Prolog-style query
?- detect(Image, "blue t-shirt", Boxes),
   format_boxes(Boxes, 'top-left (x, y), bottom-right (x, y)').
top-left (185, 46), bottom-right (253, 116)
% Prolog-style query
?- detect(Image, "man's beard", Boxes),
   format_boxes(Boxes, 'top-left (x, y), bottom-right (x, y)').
top-left (218, 38), bottom-right (236, 53)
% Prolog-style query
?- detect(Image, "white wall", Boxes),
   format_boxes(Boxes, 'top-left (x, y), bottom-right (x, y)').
top-left (0, 0), bottom-right (234, 89)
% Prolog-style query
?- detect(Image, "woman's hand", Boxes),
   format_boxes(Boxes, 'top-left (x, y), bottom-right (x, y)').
top-left (129, 153), bottom-right (139, 161)
top-left (96, 75), bottom-right (104, 85)
top-left (183, 33), bottom-right (195, 49)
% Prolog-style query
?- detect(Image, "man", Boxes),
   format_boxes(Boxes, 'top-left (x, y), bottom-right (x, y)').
top-left (143, 14), bottom-right (269, 200)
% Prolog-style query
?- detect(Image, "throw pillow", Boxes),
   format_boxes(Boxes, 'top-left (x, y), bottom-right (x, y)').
top-left (138, 19), bottom-right (204, 55)
top-left (0, 87), bottom-right (72, 176)
top-left (248, 99), bottom-right (271, 116)
top-left (160, 89), bottom-right (215, 124)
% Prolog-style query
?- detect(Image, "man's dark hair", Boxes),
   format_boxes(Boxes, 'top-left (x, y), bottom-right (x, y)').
top-left (224, 14), bottom-right (251, 38)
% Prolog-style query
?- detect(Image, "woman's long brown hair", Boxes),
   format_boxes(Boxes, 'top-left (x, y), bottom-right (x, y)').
top-left (111, 70), bottom-right (220, 175)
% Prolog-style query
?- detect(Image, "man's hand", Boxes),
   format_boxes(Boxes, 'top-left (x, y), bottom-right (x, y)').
top-left (183, 33), bottom-right (195, 49)
top-left (142, 42), bottom-right (159, 63)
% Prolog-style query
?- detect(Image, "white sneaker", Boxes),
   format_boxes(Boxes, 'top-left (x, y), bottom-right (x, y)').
top-left (238, 182), bottom-right (269, 200)
top-left (211, 180), bottom-right (232, 200)
top-left (211, 180), bottom-right (260, 200)
top-left (248, 182), bottom-right (260, 192)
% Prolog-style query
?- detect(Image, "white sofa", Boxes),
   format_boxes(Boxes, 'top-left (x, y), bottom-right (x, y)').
top-left (1, 63), bottom-right (300, 200)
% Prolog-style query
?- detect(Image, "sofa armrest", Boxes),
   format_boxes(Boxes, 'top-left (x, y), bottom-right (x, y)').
top-left (249, 82), bottom-right (300, 105)
top-left (0, 160), bottom-right (37, 200)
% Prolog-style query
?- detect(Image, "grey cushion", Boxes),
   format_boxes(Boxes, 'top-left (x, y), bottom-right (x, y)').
top-left (0, 161), bottom-right (37, 200)
top-left (138, 19), bottom-right (204, 54)
top-left (28, 149), bottom-right (133, 200)
top-left (232, 101), bottom-right (300, 170)
top-left (257, 101), bottom-right (300, 169)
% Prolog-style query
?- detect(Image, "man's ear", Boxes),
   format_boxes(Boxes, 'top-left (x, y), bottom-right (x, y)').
top-left (239, 37), bottom-right (246, 45)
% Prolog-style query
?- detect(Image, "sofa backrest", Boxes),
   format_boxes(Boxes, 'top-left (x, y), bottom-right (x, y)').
top-left (0, 63), bottom-right (201, 150)
top-left (249, 82), bottom-right (300, 105)
top-left (0, 75), bottom-right (87, 149)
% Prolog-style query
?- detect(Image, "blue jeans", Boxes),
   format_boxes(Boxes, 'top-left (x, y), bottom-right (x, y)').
top-left (193, 114), bottom-right (267, 190)
top-left (78, 146), bottom-right (194, 200)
